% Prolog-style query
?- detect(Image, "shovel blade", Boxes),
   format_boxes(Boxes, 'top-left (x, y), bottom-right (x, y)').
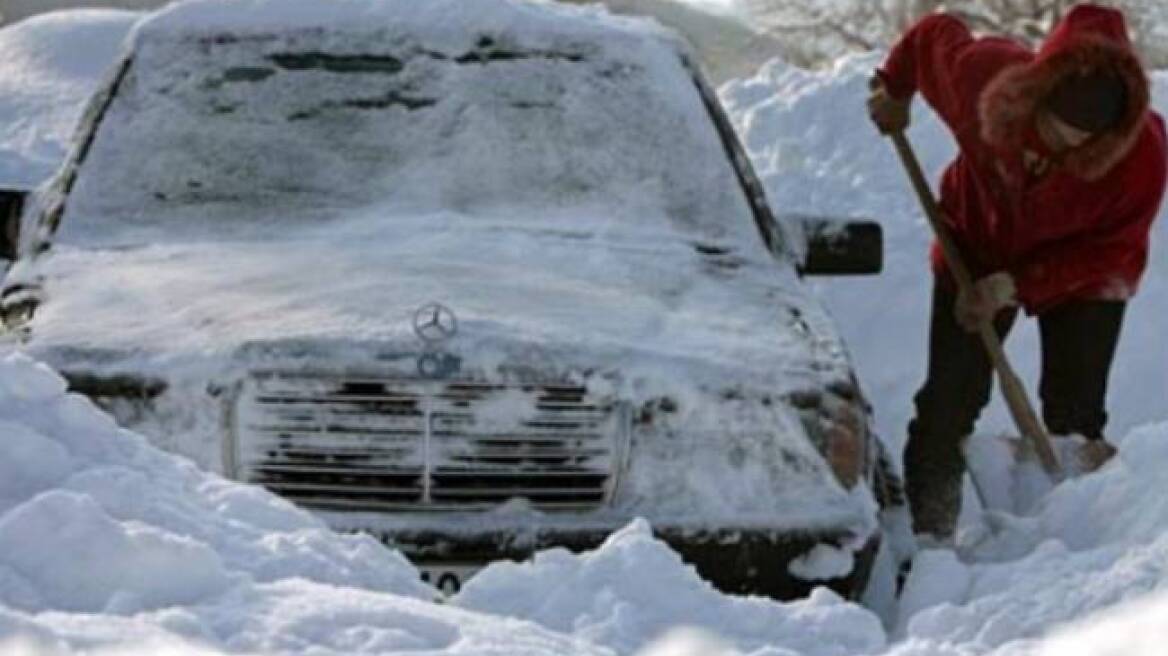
top-left (965, 433), bottom-right (1116, 516)
top-left (1007, 433), bottom-right (1117, 476)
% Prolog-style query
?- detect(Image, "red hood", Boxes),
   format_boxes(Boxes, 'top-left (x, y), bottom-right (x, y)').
top-left (979, 4), bottom-right (1150, 180)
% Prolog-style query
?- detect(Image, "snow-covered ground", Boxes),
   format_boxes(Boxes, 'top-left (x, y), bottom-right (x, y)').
top-left (5, 353), bottom-right (1168, 655)
top-left (4, 3), bottom-right (1168, 656)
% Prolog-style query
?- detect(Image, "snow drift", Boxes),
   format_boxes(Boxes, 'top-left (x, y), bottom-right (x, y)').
top-left (0, 351), bottom-right (433, 614)
top-left (5, 340), bottom-right (1168, 656)
top-left (454, 518), bottom-right (884, 655)
top-left (0, 351), bottom-right (616, 654)
top-left (0, 351), bottom-right (875, 656)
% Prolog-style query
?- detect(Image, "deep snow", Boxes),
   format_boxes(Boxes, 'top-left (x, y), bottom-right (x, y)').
top-left (2, 3), bottom-right (1168, 656)
top-left (5, 343), bottom-right (1168, 655)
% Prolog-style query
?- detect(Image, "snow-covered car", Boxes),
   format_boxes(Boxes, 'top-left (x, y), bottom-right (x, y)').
top-left (1, 0), bottom-right (898, 599)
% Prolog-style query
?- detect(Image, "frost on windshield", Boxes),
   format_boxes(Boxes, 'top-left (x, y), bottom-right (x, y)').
top-left (57, 27), bottom-right (758, 247)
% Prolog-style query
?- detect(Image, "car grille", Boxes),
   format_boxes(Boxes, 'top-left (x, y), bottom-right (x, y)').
top-left (228, 372), bottom-right (628, 512)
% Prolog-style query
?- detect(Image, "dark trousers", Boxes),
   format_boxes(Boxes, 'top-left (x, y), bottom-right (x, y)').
top-left (904, 283), bottom-right (1126, 538)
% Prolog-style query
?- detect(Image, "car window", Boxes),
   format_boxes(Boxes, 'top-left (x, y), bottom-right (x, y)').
top-left (55, 28), bottom-right (763, 250)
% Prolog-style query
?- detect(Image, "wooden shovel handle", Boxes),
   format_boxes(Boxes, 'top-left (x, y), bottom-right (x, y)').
top-left (888, 130), bottom-right (1062, 476)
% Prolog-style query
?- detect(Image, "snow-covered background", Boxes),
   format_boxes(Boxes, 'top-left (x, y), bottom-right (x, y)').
top-left (2, 2), bottom-right (1168, 655)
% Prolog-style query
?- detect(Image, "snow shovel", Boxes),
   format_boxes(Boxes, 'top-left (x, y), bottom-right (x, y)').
top-left (884, 129), bottom-right (1065, 493)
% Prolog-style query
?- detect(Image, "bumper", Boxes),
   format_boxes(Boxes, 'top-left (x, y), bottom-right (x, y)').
top-left (360, 524), bottom-right (881, 601)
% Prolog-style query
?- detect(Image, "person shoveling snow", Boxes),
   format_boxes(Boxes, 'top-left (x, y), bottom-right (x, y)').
top-left (867, 4), bottom-right (1167, 546)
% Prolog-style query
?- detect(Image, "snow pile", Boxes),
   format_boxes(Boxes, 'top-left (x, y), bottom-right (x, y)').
top-left (0, 351), bottom-right (616, 654)
top-left (28, 338), bottom-right (1168, 655)
top-left (0, 352), bottom-right (879, 656)
top-left (0, 10), bottom-right (138, 188)
top-left (451, 424), bottom-right (1168, 656)
top-left (0, 353), bottom-right (432, 615)
top-left (722, 54), bottom-right (1168, 454)
top-left (0, 351), bottom-right (432, 610)
top-left (454, 519), bottom-right (885, 656)
top-left (884, 422), bottom-right (1168, 653)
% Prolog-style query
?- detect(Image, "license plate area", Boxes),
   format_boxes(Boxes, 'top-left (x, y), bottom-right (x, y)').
top-left (418, 562), bottom-right (484, 596)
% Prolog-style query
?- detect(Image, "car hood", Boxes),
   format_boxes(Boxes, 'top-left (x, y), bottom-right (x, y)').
top-left (18, 214), bottom-right (872, 534)
top-left (22, 213), bottom-right (851, 389)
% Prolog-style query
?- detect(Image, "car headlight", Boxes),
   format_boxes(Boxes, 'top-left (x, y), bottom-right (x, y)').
top-left (821, 397), bottom-right (866, 489)
top-left (792, 386), bottom-right (870, 490)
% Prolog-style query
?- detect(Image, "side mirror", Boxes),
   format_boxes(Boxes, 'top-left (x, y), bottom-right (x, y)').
top-left (793, 216), bottom-right (883, 276)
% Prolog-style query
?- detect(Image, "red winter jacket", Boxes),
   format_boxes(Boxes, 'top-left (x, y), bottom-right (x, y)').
top-left (879, 4), bottom-right (1167, 313)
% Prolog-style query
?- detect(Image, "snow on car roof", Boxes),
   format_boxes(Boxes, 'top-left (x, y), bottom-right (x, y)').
top-left (0, 10), bottom-right (139, 189)
top-left (137, 0), bottom-right (675, 46)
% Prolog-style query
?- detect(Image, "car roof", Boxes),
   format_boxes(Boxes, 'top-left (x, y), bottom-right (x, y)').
top-left (133, 0), bottom-right (687, 55)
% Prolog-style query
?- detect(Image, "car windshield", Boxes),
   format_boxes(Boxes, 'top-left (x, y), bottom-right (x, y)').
top-left (55, 26), bottom-right (765, 249)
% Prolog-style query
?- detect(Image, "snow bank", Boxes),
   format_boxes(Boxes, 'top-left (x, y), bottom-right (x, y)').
top-left (0, 352), bottom-right (622, 654)
top-left (0, 351), bottom-right (431, 614)
top-left (722, 54), bottom-right (1168, 454)
top-left (0, 10), bottom-right (138, 189)
top-left (0, 351), bottom-right (882, 656)
top-left (884, 421), bottom-right (1168, 651)
top-left (455, 518), bottom-right (885, 655)
top-left (0, 350), bottom-right (658, 655)
top-left (0, 350), bottom-right (881, 656)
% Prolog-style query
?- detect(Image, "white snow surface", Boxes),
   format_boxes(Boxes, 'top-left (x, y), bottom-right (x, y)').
top-left (454, 519), bottom-right (884, 656)
top-left (8, 344), bottom-right (1168, 655)
top-left (0, 10), bottom-right (138, 189)
top-left (140, 0), bottom-right (670, 41)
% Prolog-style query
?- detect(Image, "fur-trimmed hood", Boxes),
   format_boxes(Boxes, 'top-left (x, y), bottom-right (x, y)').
top-left (978, 4), bottom-right (1150, 181)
